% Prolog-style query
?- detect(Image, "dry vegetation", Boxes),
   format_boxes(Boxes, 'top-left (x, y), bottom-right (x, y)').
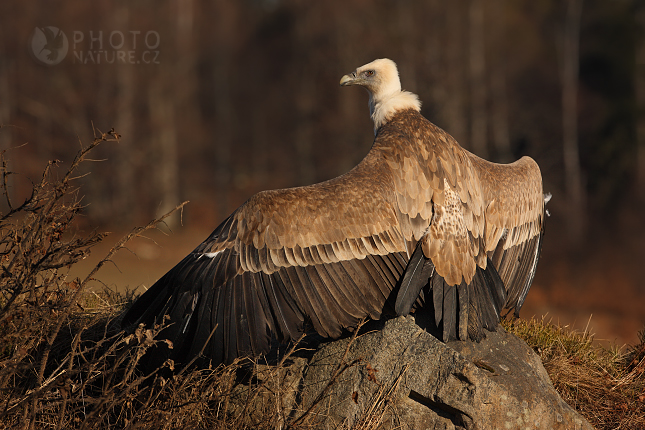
top-left (0, 131), bottom-right (367, 430)
top-left (0, 134), bottom-right (644, 430)
top-left (504, 318), bottom-right (645, 430)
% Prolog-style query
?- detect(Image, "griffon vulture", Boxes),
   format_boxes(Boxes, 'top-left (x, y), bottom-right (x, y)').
top-left (122, 58), bottom-right (545, 369)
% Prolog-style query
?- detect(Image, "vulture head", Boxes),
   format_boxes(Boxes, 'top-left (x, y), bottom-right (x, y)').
top-left (340, 58), bottom-right (421, 133)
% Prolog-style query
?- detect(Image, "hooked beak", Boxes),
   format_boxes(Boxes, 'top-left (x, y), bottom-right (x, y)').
top-left (340, 72), bottom-right (357, 86)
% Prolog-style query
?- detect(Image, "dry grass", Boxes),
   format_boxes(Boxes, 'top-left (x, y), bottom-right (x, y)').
top-left (1, 129), bottom-right (643, 429)
top-left (504, 317), bottom-right (645, 430)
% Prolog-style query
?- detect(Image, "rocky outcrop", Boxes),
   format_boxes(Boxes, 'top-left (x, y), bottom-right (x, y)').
top-left (230, 316), bottom-right (594, 429)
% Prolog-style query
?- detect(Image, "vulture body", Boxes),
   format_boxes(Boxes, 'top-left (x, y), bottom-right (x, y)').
top-left (122, 59), bottom-right (545, 369)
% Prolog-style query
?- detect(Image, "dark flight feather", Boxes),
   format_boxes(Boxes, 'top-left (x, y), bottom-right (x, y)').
top-left (395, 241), bottom-right (435, 316)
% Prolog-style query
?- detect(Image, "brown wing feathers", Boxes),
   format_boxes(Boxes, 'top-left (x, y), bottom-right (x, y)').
top-left (122, 69), bottom-right (545, 369)
top-left (122, 201), bottom-right (411, 369)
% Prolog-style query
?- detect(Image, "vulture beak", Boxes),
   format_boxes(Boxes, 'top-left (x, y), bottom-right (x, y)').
top-left (340, 72), bottom-right (357, 86)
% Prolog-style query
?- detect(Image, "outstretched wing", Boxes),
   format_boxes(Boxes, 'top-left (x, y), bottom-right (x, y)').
top-left (381, 110), bottom-right (544, 340)
top-left (121, 151), bottom-right (409, 368)
top-left (467, 154), bottom-right (545, 316)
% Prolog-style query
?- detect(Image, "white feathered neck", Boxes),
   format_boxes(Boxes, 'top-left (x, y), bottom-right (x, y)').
top-left (358, 59), bottom-right (421, 134)
top-left (369, 90), bottom-right (421, 134)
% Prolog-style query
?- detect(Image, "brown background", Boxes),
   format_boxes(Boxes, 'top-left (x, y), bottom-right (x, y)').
top-left (1, 0), bottom-right (644, 346)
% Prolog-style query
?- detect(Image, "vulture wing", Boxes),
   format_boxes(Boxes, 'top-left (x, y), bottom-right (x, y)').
top-left (467, 153), bottom-right (545, 316)
top-left (380, 110), bottom-right (545, 341)
top-left (121, 150), bottom-right (410, 368)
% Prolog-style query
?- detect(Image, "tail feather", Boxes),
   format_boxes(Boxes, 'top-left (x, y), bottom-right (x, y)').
top-left (395, 240), bottom-right (435, 316)
top-left (394, 250), bottom-right (507, 342)
top-left (442, 283), bottom-right (457, 341)
top-left (465, 259), bottom-right (506, 339)
top-left (457, 283), bottom-right (469, 340)
top-left (432, 273), bottom-right (444, 326)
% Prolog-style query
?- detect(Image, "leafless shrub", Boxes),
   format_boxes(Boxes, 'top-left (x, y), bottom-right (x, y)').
top-left (0, 128), bottom-right (189, 429)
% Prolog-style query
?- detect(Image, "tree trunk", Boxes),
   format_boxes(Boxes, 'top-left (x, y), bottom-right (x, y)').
top-left (148, 0), bottom-right (195, 227)
top-left (294, 62), bottom-right (315, 186)
top-left (561, 0), bottom-right (585, 246)
top-left (335, 16), bottom-right (362, 175)
top-left (293, 10), bottom-right (316, 186)
top-left (148, 79), bottom-right (179, 227)
top-left (0, 59), bottom-right (14, 207)
top-left (251, 107), bottom-right (267, 188)
top-left (213, 60), bottom-right (233, 219)
top-left (443, 0), bottom-right (469, 146)
top-left (115, 6), bottom-right (136, 225)
top-left (469, 0), bottom-right (488, 158)
top-left (0, 60), bottom-right (9, 150)
top-left (489, 0), bottom-right (512, 162)
top-left (636, 6), bottom-right (645, 207)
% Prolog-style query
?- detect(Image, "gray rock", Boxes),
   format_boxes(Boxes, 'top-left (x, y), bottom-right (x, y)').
top-left (230, 316), bottom-right (594, 430)
top-left (296, 316), bottom-right (593, 430)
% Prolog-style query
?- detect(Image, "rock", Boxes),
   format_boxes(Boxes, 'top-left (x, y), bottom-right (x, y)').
top-left (230, 316), bottom-right (594, 429)
top-left (298, 316), bottom-right (593, 429)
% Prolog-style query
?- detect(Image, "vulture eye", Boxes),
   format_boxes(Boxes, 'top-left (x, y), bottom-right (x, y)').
top-left (365, 70), bottom-right (374, 77)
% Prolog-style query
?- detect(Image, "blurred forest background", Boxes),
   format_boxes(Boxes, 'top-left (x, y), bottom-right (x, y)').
top-left (0, 0), bottom-right (644, 345)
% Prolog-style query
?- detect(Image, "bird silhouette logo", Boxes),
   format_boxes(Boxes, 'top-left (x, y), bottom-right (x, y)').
top-left (30, 27), bottom-right (69, 65)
